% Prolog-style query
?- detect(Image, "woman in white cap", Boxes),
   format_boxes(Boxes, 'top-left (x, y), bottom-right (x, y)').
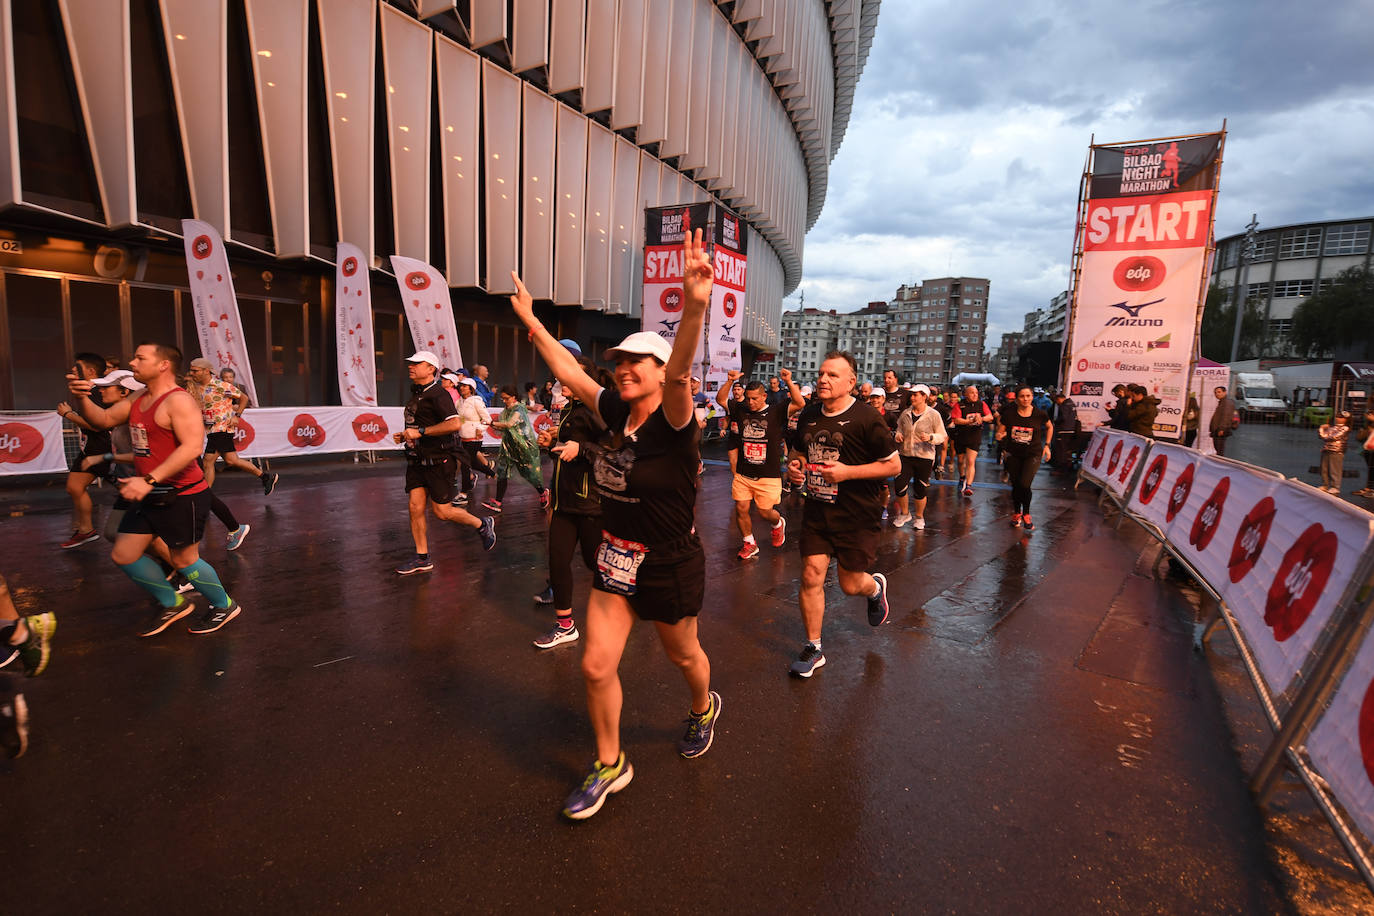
top-left (508, 229), bottom-right (720, 821)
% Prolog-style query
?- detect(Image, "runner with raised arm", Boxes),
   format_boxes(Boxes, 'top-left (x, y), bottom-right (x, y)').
top-left (509, 228), bottom-right (720, 821)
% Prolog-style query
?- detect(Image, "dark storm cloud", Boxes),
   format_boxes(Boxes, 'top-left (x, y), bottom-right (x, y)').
top-left (794, 0), bottom-right (1374, 342)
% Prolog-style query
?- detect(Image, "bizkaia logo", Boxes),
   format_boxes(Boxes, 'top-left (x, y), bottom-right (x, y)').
top-left (0, 422), bottom-right (44, 464)
top-left (1166, 461), bottom-right (1195, 523)
top-left (1118, 444), bottom-right (1141, 484)
top-left (1227, 497), bottom-right (1275, 584)
top-left (1115, 361), bottom-right (1151, 372)
top-left (1104, 297), bottom-right (1165, 327)
top-left (404, 271), bottom-right (430, 291)
top-left (288, 413), bottom-right (326, 448)
top-left (232, 419), bottom-right (255, 451)
top-left (660, 287), bottom-right (684, 313)
top-left (1138, 453), bottom-right (1167, 504)
top-left (191, 234), bottom-right (213, 260)
top-left (1189, 475), bottom-right (1230, 552)
top-left (351, 413), bottom-right (388, 444)
top-left (1091, 436), bottom-right (1108, 469)
top-left (1265, 523), bottom-right (1338, 642)
top-left (1077, 358), bottom-right (1113, 373)
top-left (1070, 381), bottom-right (1104, 397)
top-left (342, 256), bottom-right (359, 277)
top-left (722, 292), bottom-right (738, 319)
top-left (1113, 256), bottom-right (1166, 292)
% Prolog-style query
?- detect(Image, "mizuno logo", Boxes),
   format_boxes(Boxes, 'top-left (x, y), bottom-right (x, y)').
top-left (659, 318), bottom-right (680, 332)
top-left (1108, 298), bottom-right (1165, 318)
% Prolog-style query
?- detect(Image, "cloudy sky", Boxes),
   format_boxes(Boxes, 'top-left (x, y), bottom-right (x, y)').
top-left (792, 0), bottom-right (1374, 343)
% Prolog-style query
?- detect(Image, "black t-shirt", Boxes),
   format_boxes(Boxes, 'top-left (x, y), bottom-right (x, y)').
top-left (550, 398), bottom-right (601, 516)
top-left (733, 399), bottom-right (790, 479)
top-left (794, 398), bottom-right (896, 530)
top-left (951, 399), bottom-right (993, 441)
top-left (999, 405), bottom-right (1051, 457)
top-left (881, 387), bottom-right (911, 432)
top-left (592, 388), bottom-right (700, 547)
top-left (404, 381), bottom-right (458, 459)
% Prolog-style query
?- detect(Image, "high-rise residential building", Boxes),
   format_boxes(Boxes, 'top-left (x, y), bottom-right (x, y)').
top-left (773, 305), bottom-right (841, 382)
top-left (0, 1), bottom-right (880, 408)
top-left (837, 302), bottom-right (891, 382)
top-left (989, 332), bottom-right (1023, 380)
top-left (912, 277), bottom-right (991, 381)
top-left (884, 283), bottom-right (923, 380)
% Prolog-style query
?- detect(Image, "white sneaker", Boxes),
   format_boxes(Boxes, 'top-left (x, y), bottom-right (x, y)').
top-left (913, 517), bottom-right (926, 530)
top-left (892, 513), bottom-right (912, 528)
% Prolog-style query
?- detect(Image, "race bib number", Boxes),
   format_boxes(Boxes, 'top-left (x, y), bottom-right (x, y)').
top-left (805, 463), bottom-right (837, 503)
top-left (131, 424), bottom-right (150, 457)
top-left (743, 441), bottom-right (767, 465)
top-left (596, 533), bottom-right (649, 596)
top-left (1011, 426), bottom-right (1033, 444)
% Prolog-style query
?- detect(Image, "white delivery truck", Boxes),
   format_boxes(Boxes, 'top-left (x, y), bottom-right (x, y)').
top-left (1233, 371), bottom-right (1287, 420)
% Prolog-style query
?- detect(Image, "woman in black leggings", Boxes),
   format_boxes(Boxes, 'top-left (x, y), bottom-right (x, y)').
top-left (996, 385), bottom-right (1053, 531)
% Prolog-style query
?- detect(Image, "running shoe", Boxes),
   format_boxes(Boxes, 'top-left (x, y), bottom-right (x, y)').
top-left (17, 613), bottom-right (55, 677)
top-left (139, 597), bottom-right (194, 638)
top-left (932, 466), bottom-right (941, 480)
top-left (451, 492), bottom-right (469, 507)
top-left (187, 601), bottom-right (241, 635)
top-left (0, 691), bottom-right (27, 759)
top-left (867, 572), bottom-right (889, 626)
top-left (881, 508), bottom-right (889, 521)
top-left (478, 516), bottom-right (498, 551)
top-left (892, 513), bottom-right (912, 528)
top-left (1021, 515), bottom-right (1035, 532)
top-left (771, 516), bottom-right (787, 548)
top-left (679, 690), bottom-right (722, 758)
top-left (533, 585), bottom-right (554, 604)
top-left (789, 644), bottom-right (826, 678)
top-left (539, 490), bottom-right (550, 510)
top-left (957, 477), bottom-right (965, 492)
top-left (481, 498), bottom-right (502, 513)
top-left (737, 542), bottom-right (760, 560)
top-left (962, 486), bottom-right (974, 497)
top-left (261, 472), bottom-right (280, 496)
top-left (226, 524), bottom-right (251, 551)
top-left (533, 623), bottom-right (579, 649)
top-left (562, 753), bottom-right (634, 820)
top-left (165, 570), bottom-right (194, 594)
top-left (60, 530), bottom-right (99, 549)
top-left (1009, 513), bottom-right (1023, 528)
top-left (395, 556), bottom-right (434, 576)
top-left (912, 517), bottom-right (926, 530)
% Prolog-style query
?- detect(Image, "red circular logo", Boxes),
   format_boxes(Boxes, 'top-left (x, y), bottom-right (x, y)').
top-left (287, 413), bottom-right (326, 448)
top-left (1228, 497), bottom-right (1275, 583)
top-left (191, 235), bottom-right (213, 260)
top-left (723, 292), bottom-right (738, 318)
top-left (405, 271), bottom-right (430, 291)
top-left (1189, 476), bottom-right (1230, 551)
top-left (1138, 454), bottom-right (1167, 504)
top-left (1118, 445), bottom-right (1140, 484)
top-left (1113, 255), bottom-right (1166, 291)
top-left (1166, 462), bottom-right (1195, 523)
top-left (532, 412), bottom-right (554, 433)
top-left (1107, 439), bottom-right (1123, 475)
top-left (232, 419), bottom-right (255, 452)
top-left (342, 256), bottom-right (358, 277)
top-left (1264, 523), bottom-right (1338, 641)
top-left (660, 287), bottom-right (684, 313)
top-left (0, 422), bottom-right (44, 464)
top-left (351, 412), bottom-right (388, 444)
top-left (1358, 677), bottom-right (1374, 786)
top-left (1092, 437), bottom-right (1107, 469)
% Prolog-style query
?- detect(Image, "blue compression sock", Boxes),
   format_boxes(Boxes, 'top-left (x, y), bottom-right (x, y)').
top-left (118, 555), bottom-right (180, 608)
top-left (179, 560), bottom-right (231, 608)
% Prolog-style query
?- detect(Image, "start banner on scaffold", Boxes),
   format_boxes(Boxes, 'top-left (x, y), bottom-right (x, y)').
top-left (641, 203), bottom-right (712, 367)
top-left (1063, 132), bottom-right (1224, 439)
top-left (182, 220), bottom-right (261, 407)
top-left (708, 206), bottom-right (746, 376)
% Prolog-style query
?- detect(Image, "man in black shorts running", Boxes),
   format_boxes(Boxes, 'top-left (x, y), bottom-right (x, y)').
top-left (717, 368), bottom-right (803, 558)
top-left (786, 351), bottom-right (901, 677)
top-left (394, 351), bottom-right (496, 574)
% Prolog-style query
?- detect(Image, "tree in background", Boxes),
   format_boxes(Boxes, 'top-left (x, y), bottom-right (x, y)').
top-left (1199, 285), bottom-right (1264, 362)
top-left (1291, 267), bottom-right (1374, 361)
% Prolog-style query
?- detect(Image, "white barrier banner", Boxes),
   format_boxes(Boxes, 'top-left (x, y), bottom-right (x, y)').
top-left (1079, 428), bottom-right (1111, 485)
top-left (182, 220), bottom-right (261, 407)
top-left (1125, 441), bottom-right (1200, 534)
top-left (1306, 616), bottom-right (1374, 846)
top-left (390, 255), bottom-right (464, 373)
top-left (234, 406), bottom-right (405, 459)
top-left (1224, 481), bottom-right (1374, 695)
top-left (336, 242), bottom-right (378, 406)
top-left (1081, 428), bottom-right (1150, 501)
top-left (0, 412), bottom-right (67, 476)
top-left (479, 407), bottom-right (555, 446)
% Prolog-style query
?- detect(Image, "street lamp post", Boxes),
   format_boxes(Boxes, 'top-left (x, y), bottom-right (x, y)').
top-left (1229, 214), bottom-right (1259, 363)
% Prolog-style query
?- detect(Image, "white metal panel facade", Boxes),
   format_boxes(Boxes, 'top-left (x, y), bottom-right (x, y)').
top-left (520, 84), bottom-right (556, 299)
top-left (482, 61), bottom-right (521, 294)
top-left (59, 0), bottom-right (134, 225)
top-left (243, 0), bottom-right (308, 256)
top-left (552, 102), bottom-right (586, 306)
top-left (436, 33), bottom-right (480, 286)
top-left (159, 0), bottom-right (229, 234)
top-left (380, 5), bottom-right (432, 261)
top-left (317, 0), bottom-right (377, 264)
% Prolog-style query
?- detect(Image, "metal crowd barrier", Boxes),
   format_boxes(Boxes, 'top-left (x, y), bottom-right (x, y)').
top-left (1077, 426), bottom-right (1374, 891)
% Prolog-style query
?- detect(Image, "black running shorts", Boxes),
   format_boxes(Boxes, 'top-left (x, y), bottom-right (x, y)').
top-left (798, 506), bottom-right (880, 572)
top-left (204, 431), bottom-right (237, 454)
top-left (593, 532), bottom-right (705, 625)
top-left (405, 456), bottom-right (456, 504)
top-left (117, 488), bottom-right (212, 549)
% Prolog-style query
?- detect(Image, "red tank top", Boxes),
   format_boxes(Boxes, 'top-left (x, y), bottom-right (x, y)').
top-left (130, 388), bottom-right (208, 493)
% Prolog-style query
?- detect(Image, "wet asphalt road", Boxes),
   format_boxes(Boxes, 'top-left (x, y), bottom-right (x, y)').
top-left (0, 448), bottom-right (1308, 913)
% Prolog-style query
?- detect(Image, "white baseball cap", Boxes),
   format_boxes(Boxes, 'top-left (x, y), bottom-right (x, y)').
top-left (602, 331), bottom-right (672, 364)
top-left (92, 369), bottom-right (135, 386)
top-left (406, 350), bottom-right (441, 369)
top-left (800, 385), bottom-right (813, 396)
top-left (441, 371), bottom-right (462, 385)
top-left (912, 384), bottom-right (931, 395)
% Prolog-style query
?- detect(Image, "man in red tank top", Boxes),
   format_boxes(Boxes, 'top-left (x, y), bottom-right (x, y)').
top-left (68, 342), bottom-right (242, 636)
